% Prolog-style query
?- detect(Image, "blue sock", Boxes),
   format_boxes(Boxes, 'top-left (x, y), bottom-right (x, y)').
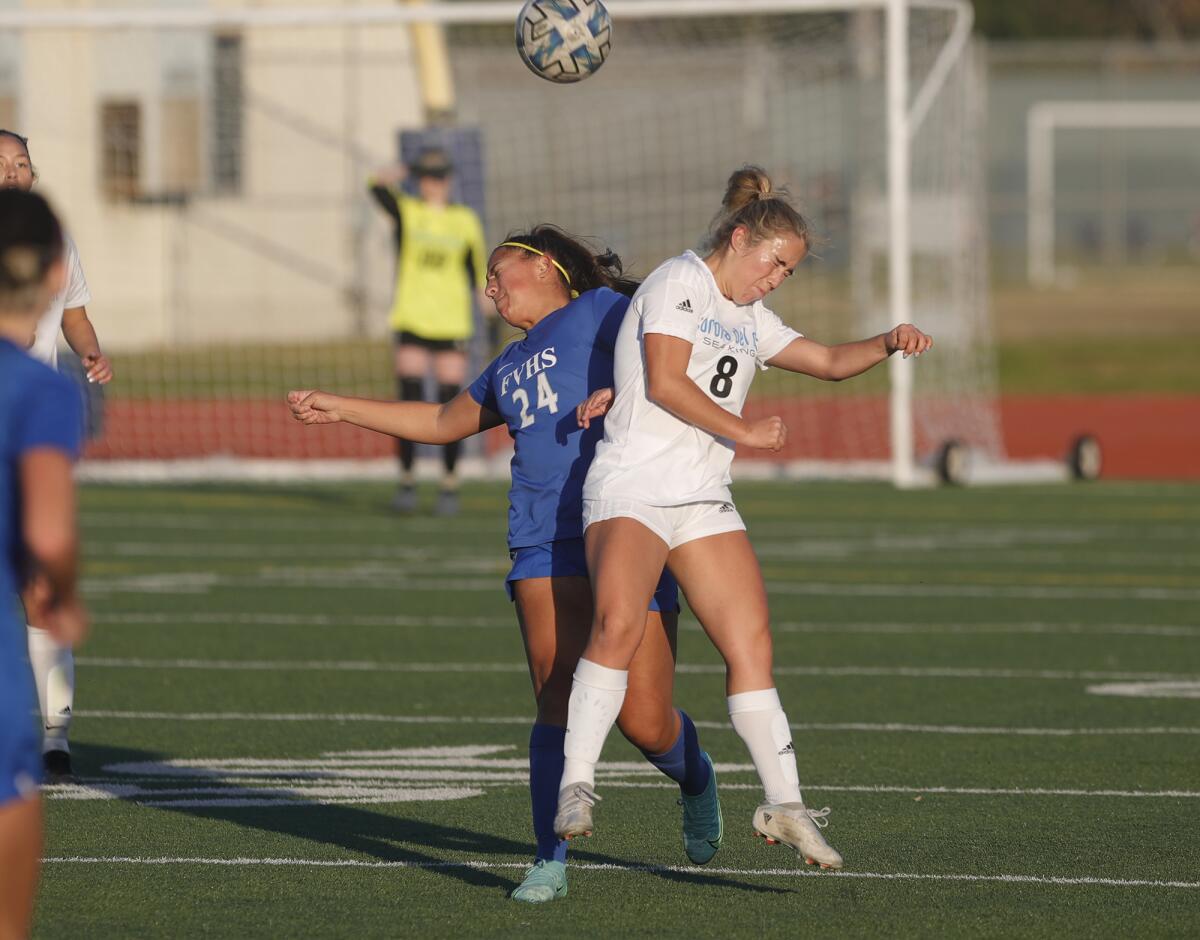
top-left (529, 724), bottom-right (569, 864)
top-left (641, 710), bottom-right (711, 797)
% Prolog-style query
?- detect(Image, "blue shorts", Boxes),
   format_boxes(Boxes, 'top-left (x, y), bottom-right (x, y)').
top-left (506, 537), bottom-right (679, 613)
top-left (0, 662), bottom-right (41, 806)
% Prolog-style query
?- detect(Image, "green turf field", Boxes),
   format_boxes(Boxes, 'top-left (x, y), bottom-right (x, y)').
top-left (35, 481), bottom-right (1200, 937)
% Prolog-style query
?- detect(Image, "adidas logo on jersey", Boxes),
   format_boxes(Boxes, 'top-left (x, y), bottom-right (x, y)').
top-left (778, 741), bottom-right (795, 756)
top-left (675, 298), bottom-right (693, 312)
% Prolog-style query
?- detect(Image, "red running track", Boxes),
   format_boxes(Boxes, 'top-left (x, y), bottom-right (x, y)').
top-left (84, 395), bottom-right (1200, 480)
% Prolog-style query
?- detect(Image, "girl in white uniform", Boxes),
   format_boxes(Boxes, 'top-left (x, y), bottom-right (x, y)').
top-left (1, 129), bottom-right (112, 781)
top-left (555, 166), bottom-right (932, 870)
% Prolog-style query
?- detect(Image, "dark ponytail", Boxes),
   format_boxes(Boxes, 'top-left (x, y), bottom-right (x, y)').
top-left (499, 224), bottom-right (640, 298)
top-left (0, 188), bottom-right (63, 312)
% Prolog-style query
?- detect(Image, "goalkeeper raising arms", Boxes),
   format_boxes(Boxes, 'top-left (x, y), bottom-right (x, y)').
top-left (289, 226), bottom-right (723, 904)
top-left (368, 148), bottom-right (487, 516)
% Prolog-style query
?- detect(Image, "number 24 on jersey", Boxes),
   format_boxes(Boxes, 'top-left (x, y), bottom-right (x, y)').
top-left (511, 373), bottom-right (559, 428)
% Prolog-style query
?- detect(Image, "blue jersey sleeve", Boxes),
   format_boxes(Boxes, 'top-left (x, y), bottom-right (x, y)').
top-left (467, 354), bottom-right (501, 414)
top-left (590, 287), bottom-right (631, 354)
top-left (16, 372), bottom-right (82, 459)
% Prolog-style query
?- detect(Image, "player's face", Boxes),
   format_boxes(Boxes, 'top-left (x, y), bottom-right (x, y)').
top-left (0, 136), bottom-right (35, 192)
top-left (485, 248), bottom-right (542, 328)
top-left (416, 173), bottom-right (451, 204)
top-left (728, 228), bottom-right (807, 304)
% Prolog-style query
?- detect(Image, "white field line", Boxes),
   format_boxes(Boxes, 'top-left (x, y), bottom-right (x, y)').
top-left (74, 711), bottom-right (1200, 735)
top-left (1088, 681), bottom-right (1200, 699)
top-left (80, 571), bottom-right (1200, 601)
top-left (73, 656), bottom-right (1200, 684)
top-left (52, 779), bottom-right (1200, 800)
top-left (38, 856), bottom-right (1200, 889)
top-left (80, 512), bottom-right (1199, 543)
top-left (85, 539), bottom-right (1200, 569)
top-left (92, 611), bottom-right (1200, 638)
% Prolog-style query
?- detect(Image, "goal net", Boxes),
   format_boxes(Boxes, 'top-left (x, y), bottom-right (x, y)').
top-left (2, 0), bottom-right (1003, 484)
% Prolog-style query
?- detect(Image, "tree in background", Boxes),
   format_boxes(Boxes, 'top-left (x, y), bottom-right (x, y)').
top-left (974, 0), bottom-right (1200, 39)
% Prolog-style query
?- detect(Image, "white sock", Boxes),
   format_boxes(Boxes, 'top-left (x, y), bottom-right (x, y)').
top-left (728, 687), bottom-right (803, 805)
top-left (561, 658), bottom-right (628, 789)
top-left (27, 625), bottom-right (75, 754)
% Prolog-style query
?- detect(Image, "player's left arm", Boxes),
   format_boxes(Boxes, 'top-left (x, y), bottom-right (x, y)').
top-left (61, 306), bottom-right (114, 384)
top-left (766, 323), bottom-right (932, 381)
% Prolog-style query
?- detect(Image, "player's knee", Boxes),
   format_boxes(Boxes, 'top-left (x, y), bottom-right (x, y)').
top-left (591, 605), bottom-right (646, 648)
top-left (617, 707), bottom-right (676, 754)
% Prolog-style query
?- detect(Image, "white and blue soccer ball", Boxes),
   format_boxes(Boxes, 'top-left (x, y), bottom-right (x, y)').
top-left (515, 0), bottom-right (612, 84)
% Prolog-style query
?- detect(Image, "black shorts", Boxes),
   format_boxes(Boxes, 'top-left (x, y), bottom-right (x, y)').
top-left (394, 331), bottom-right (467, 353)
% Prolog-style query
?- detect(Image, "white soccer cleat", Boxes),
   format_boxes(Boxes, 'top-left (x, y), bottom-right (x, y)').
top-left (553, 781), bottom-right (600, 840)
top-left (752, 803), bottom-right (844, 870)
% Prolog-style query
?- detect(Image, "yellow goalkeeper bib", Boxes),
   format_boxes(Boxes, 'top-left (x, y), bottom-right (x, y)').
top-left (388, 193), bottom-right (486, 340)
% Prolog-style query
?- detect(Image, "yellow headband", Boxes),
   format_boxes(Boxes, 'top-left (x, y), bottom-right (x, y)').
top-left (498, 241), bottom-right (579, 299)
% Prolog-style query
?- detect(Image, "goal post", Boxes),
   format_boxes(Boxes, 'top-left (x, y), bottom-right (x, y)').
top-left (1, 0), bottom-right (1039, 486)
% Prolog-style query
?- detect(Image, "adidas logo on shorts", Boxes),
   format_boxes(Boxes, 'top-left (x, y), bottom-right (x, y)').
top-left (675, 298), bottom-right (693, 312)
top-left (718, 503), bottom-right (733, 513)
top-left (778, 741), bottom-right (795, 756)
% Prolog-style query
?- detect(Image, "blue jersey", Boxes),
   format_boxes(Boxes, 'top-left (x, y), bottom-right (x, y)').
top-left (1, 339), bottom-right (82, 786)
top-left (469, 287), bottom-right (628, 549)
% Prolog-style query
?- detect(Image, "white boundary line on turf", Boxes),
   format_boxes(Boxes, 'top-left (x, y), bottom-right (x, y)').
top-left (79, 573), bottom-right (1200, 601)
top-left (92, 611), bottom-right (1200, 637)
top-left (53, 779), bottom-right (1200, 800)
top-left (74, 711), bottom-right (1200, 735)
top-left (38, 857), bottom-right (1200, 889)
top-left (72, 657), bottom-right (1200, 684)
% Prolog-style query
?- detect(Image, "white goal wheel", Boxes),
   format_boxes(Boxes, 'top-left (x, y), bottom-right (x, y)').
top-left (1068, 434), bottom-right (1102, 481)
top-left (936, 439), bottom-right (970, 486)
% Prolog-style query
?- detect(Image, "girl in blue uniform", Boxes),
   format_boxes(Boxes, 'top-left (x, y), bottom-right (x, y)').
top-left (0, 188), bottom-right (89, 938)
top-left (289, 226), bottom-right (721, 903)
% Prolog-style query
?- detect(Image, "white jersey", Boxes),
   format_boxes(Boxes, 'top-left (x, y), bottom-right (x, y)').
top-left (584, 250), bottom-right (801, 506)
top-left (29, 233), bottom-right (90, 369)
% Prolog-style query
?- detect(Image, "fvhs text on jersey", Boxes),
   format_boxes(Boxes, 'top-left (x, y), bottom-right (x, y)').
top-left (499, 347), bottom-right (559, 396)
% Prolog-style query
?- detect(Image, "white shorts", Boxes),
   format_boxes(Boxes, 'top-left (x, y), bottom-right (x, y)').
top-left (582, 498), bottom-right (746, 550)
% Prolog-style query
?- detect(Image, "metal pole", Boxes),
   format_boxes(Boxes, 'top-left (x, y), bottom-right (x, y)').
top-left (887, 0), bottom-right (915, 488)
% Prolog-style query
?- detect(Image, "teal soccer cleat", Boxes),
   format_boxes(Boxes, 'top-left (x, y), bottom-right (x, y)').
top-left (678, 752), bottom-right (723, 865)
top-left (510, 860), bottom-right (568, 903)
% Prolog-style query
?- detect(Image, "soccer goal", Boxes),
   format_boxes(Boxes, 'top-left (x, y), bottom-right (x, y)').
top-left (1, 0), bottom-right (1046, 486)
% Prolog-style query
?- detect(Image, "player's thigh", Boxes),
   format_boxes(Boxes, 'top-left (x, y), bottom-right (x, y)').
top-left (432, 348), bottom-right (467, 385)
top-left (394, 342), bottom-right (431, 377)
top-left (669, 530), bottom-right (774, 682)
top-left (0, 795), bottom-right (41, 940)
top-left (512, 576), bottom-right (592, 721)
top-left (584, 517), bottom-right (669, 638)
top-left (619, 609), bottom-right (680, 753)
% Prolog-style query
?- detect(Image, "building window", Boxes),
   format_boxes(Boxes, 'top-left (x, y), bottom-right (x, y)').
top-left (212, 33), bottom-right (243, 194)
top-left (100, 100), bottom-right (141, 201)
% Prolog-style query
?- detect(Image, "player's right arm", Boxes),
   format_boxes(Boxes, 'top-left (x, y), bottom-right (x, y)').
top-left (644, 334), bottom-right (785, 451)
top-left (287, 389), bottom-right (502, 444)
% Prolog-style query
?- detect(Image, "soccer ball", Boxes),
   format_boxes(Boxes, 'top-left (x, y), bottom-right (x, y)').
top-left (515, 0), bottom-right (612, 84)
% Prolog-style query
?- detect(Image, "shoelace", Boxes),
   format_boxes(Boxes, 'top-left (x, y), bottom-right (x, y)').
top-left (807, 806), bottom-right (833, 829)
top-left (570, 784), bottom-right (599, 808)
